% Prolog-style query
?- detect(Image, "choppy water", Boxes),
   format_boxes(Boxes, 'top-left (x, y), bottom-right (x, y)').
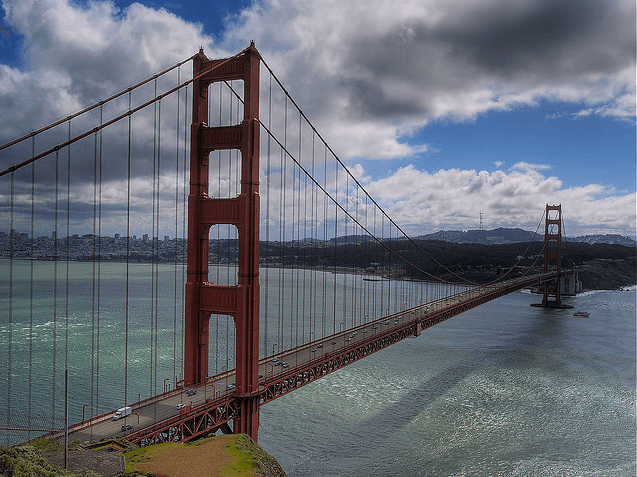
top-left (0, 259), bottom-right (449, 441)
top-left (258, 288), bottom-right (636, 477)
top-left (1, 260), bottom-right (635, 476)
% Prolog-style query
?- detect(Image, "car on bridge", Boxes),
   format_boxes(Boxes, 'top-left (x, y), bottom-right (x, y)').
top-left (121, 424), bottom-right (133, 432)
top-left (112, 406), bottom-right (131, 421)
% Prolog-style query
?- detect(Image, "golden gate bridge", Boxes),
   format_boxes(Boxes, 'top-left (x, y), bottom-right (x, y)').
top-left (0, 43), bottom-right (567, 448)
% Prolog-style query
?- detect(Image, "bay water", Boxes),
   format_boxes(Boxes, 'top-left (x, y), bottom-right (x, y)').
top-left (258, 287), bottom-right (636, 476)
top-left (1, 260), bottom-right (635, 476)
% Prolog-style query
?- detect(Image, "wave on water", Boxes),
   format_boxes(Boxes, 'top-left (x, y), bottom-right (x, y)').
top-left (577, 286), bottom-right (636, 297)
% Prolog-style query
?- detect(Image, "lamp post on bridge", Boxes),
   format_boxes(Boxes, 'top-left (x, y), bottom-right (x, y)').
top-left (82, 403), bottom-right (89, 424)
top-left (222, 358), bottom-right (232, 387)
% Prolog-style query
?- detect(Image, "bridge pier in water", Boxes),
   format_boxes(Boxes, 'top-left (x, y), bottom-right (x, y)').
top-left (184, 43), bottom-right (262, 439)
top-left (532, 204), bottom-right (572, 309)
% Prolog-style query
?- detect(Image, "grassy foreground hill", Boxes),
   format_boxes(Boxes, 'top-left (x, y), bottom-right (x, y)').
top-left (1, 434), bottom-right (287, 477)
top-left (124, 434), bottom-right (287, 477)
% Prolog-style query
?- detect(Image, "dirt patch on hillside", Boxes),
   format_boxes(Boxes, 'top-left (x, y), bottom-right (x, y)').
top-left (128, 435), bottom-right (236, 477)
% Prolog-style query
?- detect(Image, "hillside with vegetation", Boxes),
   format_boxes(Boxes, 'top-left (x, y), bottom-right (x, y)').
top-left (265, 237), bottom-right (635, 290)
top-left (0, 434), bottom-right (287, 477)
top-left (3, 227), bottom-right (634, 290)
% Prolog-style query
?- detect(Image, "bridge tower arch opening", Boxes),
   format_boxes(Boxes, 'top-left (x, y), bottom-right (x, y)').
top-left (184, 42), bottom-right (261, 439)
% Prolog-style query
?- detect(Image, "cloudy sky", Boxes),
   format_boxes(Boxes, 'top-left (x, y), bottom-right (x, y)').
top-left (0, 0), bottom-right (635, 238)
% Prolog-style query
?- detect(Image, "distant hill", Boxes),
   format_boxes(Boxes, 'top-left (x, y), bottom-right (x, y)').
top-left (414, 228), bottom-right (636, 247)
top-left (568, 234), bottom-right (636, 247)
top-left (415, 227), bottom-right (539, 244)
top-left (328, 234), bottom-right (375, 245)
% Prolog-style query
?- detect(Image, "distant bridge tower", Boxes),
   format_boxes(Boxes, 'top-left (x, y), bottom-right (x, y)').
top-left (541, 204), bottom-right (563, 307)
top-left (184, 43), bottom-right (261, 439)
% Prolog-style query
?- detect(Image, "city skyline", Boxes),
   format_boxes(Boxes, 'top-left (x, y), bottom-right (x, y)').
top-left (2, 225), bottom-right (634, 243)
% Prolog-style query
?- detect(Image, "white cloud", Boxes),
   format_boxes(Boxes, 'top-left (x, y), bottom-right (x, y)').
top-left (0, 0), bottom-right (215, 133)
top-left (362, 164), bottom-right (635, 236)
top-left (0, 0), bottom-right (634, 238)
top-left (224, 0), bottom-right (635, 161)
top-left (222, 0), bottom-right (635, 236)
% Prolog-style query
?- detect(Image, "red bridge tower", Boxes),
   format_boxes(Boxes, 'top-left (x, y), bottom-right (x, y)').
top-left (184, 43), bottom-right (261, 439)
top-left (541, 204), bottom-right (563, 307)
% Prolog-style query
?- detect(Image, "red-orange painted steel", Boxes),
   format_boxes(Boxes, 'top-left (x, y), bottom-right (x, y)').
top-left (542, 204), bottom-right (562, 306)
top-left (184, 43), bottom-right (261, 440)
top-left (46, 271), bottom-right (564, 447)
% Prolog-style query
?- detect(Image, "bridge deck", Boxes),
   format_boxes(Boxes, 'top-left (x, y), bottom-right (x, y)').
top-left (47, 272), bottom-right (559, 446)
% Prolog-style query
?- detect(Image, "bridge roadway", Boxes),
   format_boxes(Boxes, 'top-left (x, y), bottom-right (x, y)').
top-left (52, 271), bottom-right (559, 446)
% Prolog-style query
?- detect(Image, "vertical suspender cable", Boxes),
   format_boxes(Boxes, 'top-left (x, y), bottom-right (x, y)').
top-left (310, 132), bottom-right (316, 340)
top-left (227, 83), bottom-right (233, 371)
top-left (182, 82), bottom-right (189, 382)
top-left (64, 120), bottom-right (72, 470)
top-left (213, 83), bottom-right (219, 374)
top-left (52, 148), bottom-right (59, 429)
top-left (214, 84), bottom-right (220, 373)
top-left (96, 105), bottom-right (103, 419)
top-left (155, 92), bottom-right (162, 399)
top-left (388, 223), bottom-right (392, 315)
top-left (264, 73), bottom-right (272, 357)
top-left (355, 185), bottom-right (360, 325)
top-left (150, 79), bottom-right (158, 399)
top-left (6, 170), bottom-right (13, 444)
top-left (65, 120), bottom-right (71, 406)
top-left (28, 139), bottom-right (35, 440)
top-left (226, 114), bottom-right (231, 369)
top-left (91, 125), bottom-right (98, 423)
top-left (363, 193), bottom-right (368, 322)
top-left (372, 206), bottom-right (377, 316)
top-left (281, 98), bottom-right (287, 350)
top-left (332, 164), bottom-right (338, 334)
top-left (294, 113), bottom-right (300, 348)
top-left (124, 90), bottom-right (132, 406)
top-left (343, 174), bottom-right (348, 326)
top-left (173, 66), bottom-right (181, 386)
top-left (378, 207), bottom-right (382, 316)
top-left (322, 146), bottom-right (327, 338)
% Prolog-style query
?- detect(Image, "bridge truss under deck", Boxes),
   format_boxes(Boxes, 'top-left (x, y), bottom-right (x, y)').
top-left (119, 271), bottom-right (561, 446)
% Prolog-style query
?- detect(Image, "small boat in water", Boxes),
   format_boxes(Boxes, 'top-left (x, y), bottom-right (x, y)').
top-left (573, 311), bottom-right (590, 317)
